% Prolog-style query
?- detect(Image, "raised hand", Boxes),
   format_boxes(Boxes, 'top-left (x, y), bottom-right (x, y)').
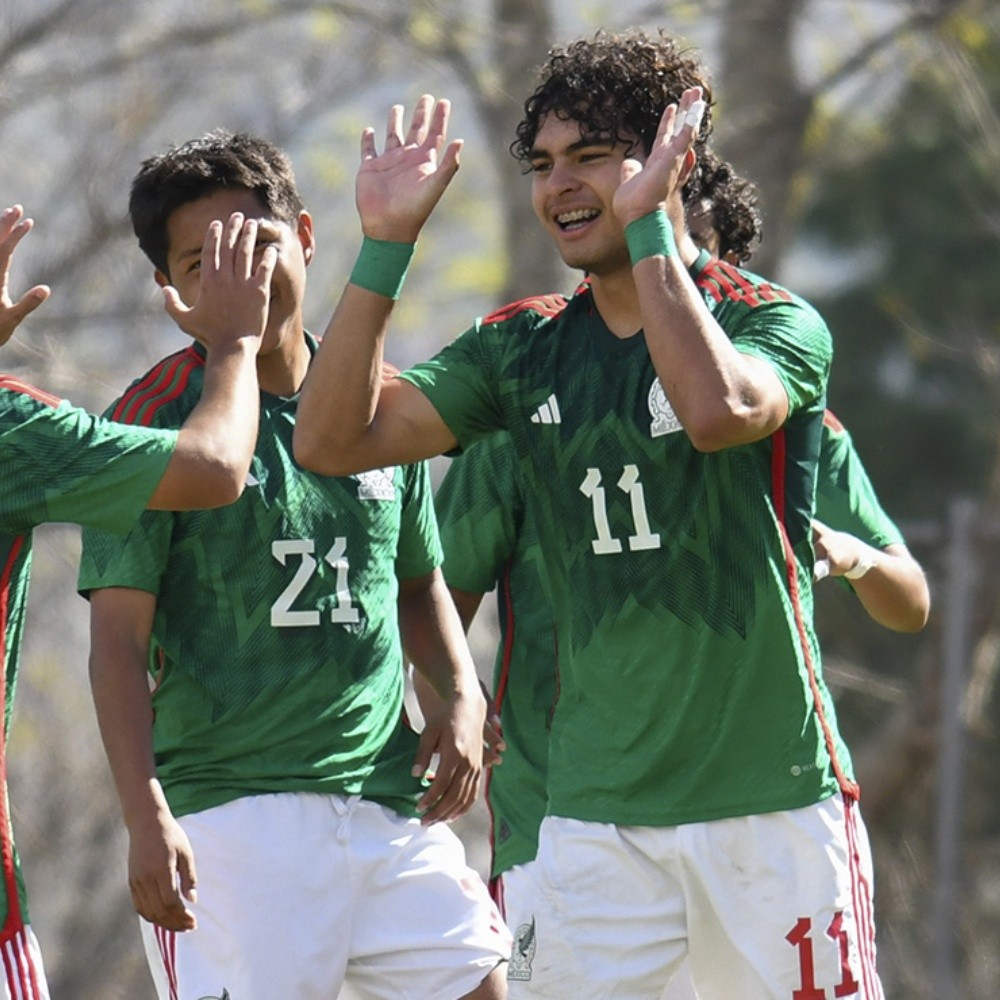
top-left (613, 86), bottom-right (706, 228)
top-left (0, 205), bottom-right (51, 346)
top-left (161, 212), bottom-right (277, 351)
top-left (356, 95), bottom-right (463, 243)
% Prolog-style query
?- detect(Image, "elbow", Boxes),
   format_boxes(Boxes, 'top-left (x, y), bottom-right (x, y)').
top-left (292, 427), bottom-right (345, 476)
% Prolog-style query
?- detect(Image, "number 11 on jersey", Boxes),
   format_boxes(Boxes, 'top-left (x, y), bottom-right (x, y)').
top-left (579, 465), bottom-right (661, 555)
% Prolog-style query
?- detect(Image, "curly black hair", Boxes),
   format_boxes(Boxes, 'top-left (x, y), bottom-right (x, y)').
top-left (686, 149), bottom-right (762, 264)
top-left (129, 129), bottom-right (305, 275)
top-left (512, 28), bottom-right (714, 166)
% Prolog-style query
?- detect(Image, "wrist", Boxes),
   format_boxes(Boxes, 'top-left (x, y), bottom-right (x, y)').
top-left (624, 209), bottom-right (678, 265)
top-left (349, 235), bottom-right (416, 299)
top-left (845, 552), bottom-right (877, 580)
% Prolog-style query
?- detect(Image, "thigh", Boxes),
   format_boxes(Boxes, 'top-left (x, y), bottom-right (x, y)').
top-left (0, 924), bottom-right (50, 1000)
top-left (682, 795), bottom-right (884, 1000)
top-left (505, 817), bottom-right (687, 1000)
top-left (143, 793), bottom-right (350, 1000)
top-left (347, 802), bottom-right (511, 1000)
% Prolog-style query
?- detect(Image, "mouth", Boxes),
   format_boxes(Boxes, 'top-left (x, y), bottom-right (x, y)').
top-left (555, 208), bottom-right (599, 232)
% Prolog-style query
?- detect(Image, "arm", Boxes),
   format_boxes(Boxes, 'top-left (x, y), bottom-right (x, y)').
top-left (613, 91), bottom-right (790, 452)
top-left (409, 586), bottom-right (503, 764)
top-left (398, 569), bottom-right (488, 823)
top-left (146, 213), bottom-right (277, 509)
top-left (295, 96), bottom-right (462, 475)
top-left (88, 587), bottom-right (199, 931)
top-left (812, 522), bottom-right (930, 633)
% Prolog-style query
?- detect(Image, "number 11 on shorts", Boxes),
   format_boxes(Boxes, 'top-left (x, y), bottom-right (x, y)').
top-left (786, 914), bottom-right (860, 998)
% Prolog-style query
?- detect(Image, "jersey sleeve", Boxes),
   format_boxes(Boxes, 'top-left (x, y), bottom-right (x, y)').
top-left (396, 321), bottom-right (507, 448)
top-left (394, 460), bottom-right (444, 580)
top-left (0, 387), bottom-right (177, 535)
top-left (78, 507), bottom-right (175, 597)
top-left (435, 434), bottom-right (524, 595)
top-left (815, 413), bottom-right (904, 550)
top-left (730, 298), bottom-right (832, 413)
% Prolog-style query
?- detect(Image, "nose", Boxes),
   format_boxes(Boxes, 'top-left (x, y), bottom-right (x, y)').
top-left (547, 157), bottom-right (578, 194)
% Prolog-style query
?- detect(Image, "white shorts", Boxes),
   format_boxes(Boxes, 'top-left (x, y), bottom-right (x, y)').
top-left (500, 794), bottom-right (882, 1000)
top-left (0, 924), bottom-right (49, 1000)
top-left (142, 792), bottom-right (511, 1000)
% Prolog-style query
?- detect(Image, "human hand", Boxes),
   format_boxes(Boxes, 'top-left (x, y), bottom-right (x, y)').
top-left (812, 519), bottom-right (876, 581)
top-left (126, 808), bottom-right (198, 932)
top-left (613, 87), bottom-right (706, 229)
top-left (161, 212), bottom-right (276, 351)
top-left (413, 687), bottom-right (486, 824)
top-left (356, 95), bottom-right (463, 243)
top-left (0, 205), bottom-right (51, 346)
top-left (481, 679), bottom-right (505, 767)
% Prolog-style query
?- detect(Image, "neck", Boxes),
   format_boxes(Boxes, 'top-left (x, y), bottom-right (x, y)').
top-left (588, 234), bottom-right (701, 338)
top-left (256, 326), bottom-right (311, 397)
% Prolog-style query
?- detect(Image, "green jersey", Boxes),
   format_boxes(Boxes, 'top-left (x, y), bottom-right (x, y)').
top-left (0, 375), bottom-right (176, 931)
top-left (435, 435), bottom-right (552, 878)
top-left (405, 252), bottom-right (851, 827)
top-left (78, 337), bottom-right (440, 819)
top-left (437, 408), bottom-right (906, 875)
top-left (817, 411), bottom-right (904, 549)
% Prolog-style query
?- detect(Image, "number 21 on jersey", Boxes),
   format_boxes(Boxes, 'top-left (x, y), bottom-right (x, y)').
top-left (270, 538), bottom-right (359, 626)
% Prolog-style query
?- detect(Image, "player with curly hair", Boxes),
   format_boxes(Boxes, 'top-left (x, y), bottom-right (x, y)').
top-left (297, 28), bottom-right (887, 1000)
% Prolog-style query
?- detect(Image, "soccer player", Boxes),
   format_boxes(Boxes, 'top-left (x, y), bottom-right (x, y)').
top-left (429, 158), bottom-right (927, 1000)
top-left (0, 201), bottom-right (275, 1000)
top-left (77, 132), bottom-right (509, 1000)
top-left (294, 29), bottom-right (885, 1000)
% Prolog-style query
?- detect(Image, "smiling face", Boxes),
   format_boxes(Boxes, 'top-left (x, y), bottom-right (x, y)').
top-left (528, 113), bottom-right (636, 278)
top-left (157, 187), bottom-right (314, 360)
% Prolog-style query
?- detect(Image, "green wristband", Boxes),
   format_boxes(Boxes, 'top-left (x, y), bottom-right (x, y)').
top-left (349, 236), bottom-right (416, 299)
top-left (624, 210), bottom-right (677, 265)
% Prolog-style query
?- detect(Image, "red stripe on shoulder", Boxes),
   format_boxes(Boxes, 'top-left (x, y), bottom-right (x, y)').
top-left (113, 346), bottom-right (203, 426)
top-left (823, 409), bottom-right (845, 434)
top-left (0, 375), bottom-right (62, 408)
top-left (482, 293), bottom-right (568, 325)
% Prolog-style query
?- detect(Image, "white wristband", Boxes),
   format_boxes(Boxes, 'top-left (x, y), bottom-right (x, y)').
top-left (844, 554), bottom-right (876, 580)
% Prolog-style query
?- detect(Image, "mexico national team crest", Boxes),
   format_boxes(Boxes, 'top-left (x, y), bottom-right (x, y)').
top-left (353, 467), bottom-right (396, 500)
top-left (648, 377), bottom-right (682, 438)
top-left (508, 918), bottom-right (537, 982)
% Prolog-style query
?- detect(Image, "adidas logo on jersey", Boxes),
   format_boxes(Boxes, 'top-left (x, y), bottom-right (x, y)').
top-left (530, 394), bottom-right (561, 425)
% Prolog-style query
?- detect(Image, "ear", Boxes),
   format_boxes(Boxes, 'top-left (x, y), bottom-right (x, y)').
top-left (297, 210), bottom-right (316, 265)
top-left (678, 147), bottom-right (698, 188)
top-left (154, 270), bottom-right (170, 289)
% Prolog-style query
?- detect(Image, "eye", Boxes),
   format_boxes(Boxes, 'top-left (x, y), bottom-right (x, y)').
top-left (529, 160), bottom-right (552, 174)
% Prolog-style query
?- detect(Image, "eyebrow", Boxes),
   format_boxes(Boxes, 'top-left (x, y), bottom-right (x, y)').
top-left (527, 135), bottom-right (617, 160)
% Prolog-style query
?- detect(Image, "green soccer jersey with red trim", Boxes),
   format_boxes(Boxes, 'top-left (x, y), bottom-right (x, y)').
top-left (78, 336), bottom-right (440, 819)
top-left (0, 375), bottom-right (176, 932)
top-left (436, 409), bottom-right (908, 875)
top-left (405, 252), bottom-right (852, 827)
top-left (817, 410), bottom-right (904, 549)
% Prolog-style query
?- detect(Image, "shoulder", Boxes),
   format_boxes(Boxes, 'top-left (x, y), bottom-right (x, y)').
top-left (108, 345), bottom-right (205, 426)
top-left (480, 290), bottom-right (574, 330)
top-left (0, 374), bottom-right (62, 412)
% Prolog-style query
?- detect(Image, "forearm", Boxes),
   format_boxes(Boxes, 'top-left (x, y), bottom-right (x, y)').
top-left (399, 572), bottom-right (481, 702)
top-left (149, 340), bottom-right (259, 510)
top-left (633, 250), bottom-right (787, 451)
top-left (88, 600), bottom-right (168, 830)
top-left (848, 544), bottom-right (930, 634)
top-left (295, 283), bottom-right (395, 475)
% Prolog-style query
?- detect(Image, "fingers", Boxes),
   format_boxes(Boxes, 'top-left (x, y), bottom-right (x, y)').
top-left (370, 96), bottom-right (454, 158)
top-left (418, 755), bottom-right (480, 824)
top-left (130, 867), bottom-right (197, 933)
top-left (386, 103), bottom-right (405, 149)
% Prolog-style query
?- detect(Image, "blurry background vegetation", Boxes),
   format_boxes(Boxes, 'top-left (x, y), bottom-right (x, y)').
top-left (2, 0), bottom-right (999, 996)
